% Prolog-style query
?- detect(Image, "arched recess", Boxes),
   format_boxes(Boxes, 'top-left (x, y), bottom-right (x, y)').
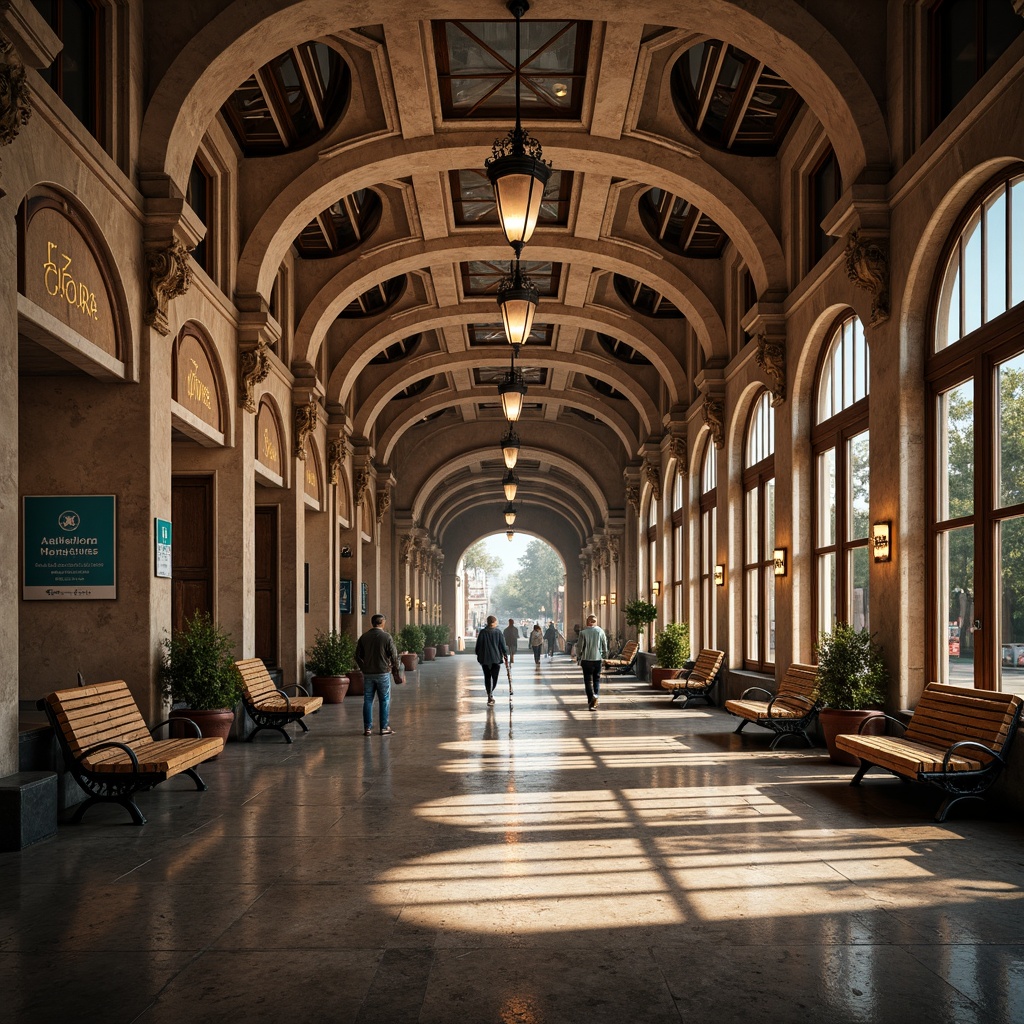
top-left (430, 487), bottom-right (591, 547)
top-left (330, 303), bottom-right (687, 410)
top-left (255, 394), bottom-right (289, 486)
top-left (17, 184), bottom-right (133, 381)
top-left (289, 234), bottom-right (726, 370)
top-left (337, 463), bottom-right (353, 528)
top-left (377, 392), bottom-right (639, 465)
top-left (170, 321), bottom-right (231, 447)
top-left (354, 348), bottom-right (659, 441)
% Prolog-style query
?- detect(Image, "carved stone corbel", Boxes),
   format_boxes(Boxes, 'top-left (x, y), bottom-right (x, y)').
top-left (625, 484), bottom-right (641, 515)
top-left (669, 434), bottom-right (688, 473)
top-left (844, 230), bottom-right (890, 327)
top-left (238, 339), bottom-right (271, 413)
top-left (293, 396), bottom-right (318, 461)
top-left (755, 333), bottom-right (787, 407)
top-left (0, 38), bottom-right (31, 192)
top-left (144, 239), bottom-right (193, 335)
top-left (327, 438), bottom-right (346, 485)
top-left (399, 534), bottom-right (413, 564)
top-left (644, 460), bottom-right (661, 501)
top-left (353, 465), bottom-right (371, 504)
top-left (702, 392), bottom-right (724, 450)
top-left (375, 490), bottom-right (391, 524)
top-left (607, 535), bottom-right (619, 564)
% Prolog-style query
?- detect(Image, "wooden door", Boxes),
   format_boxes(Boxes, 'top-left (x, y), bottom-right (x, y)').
top-left (255, 505), bottom-right (279, 667)
top-left (171, 476), bottom-right (213, 633)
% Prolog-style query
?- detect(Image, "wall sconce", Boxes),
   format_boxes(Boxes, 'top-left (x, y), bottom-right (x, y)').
top-left (610, 592), bottom-right (616, 605)
top-left (600, 594), bottom-right (607, 606)
top-left (713, 564), bottom-right (725, 587)
top-left (404, 594), bottom-right (412, 609)
top-left (651, 580), bottom-right (661, 597)
top-left (872, 521), bottom-right (892, 562)
top-left (773, 548), bottom-right (787, 577)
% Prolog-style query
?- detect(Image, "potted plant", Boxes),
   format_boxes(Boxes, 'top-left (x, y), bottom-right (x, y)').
top-left (435, 624), bottom-right (452, 657)
top-left (305, 628), bottom-right (356, 703)
top-left (813, 623), bottom-right (889, 764)
top-left (397, 623), bottom-right (425, 672)
top-left (421, 623), bottom-right (441, 662)
top-left (160, 611), bottom-right (241, 755)
top-left (625, 597), bottom-right (658, 650)
top-left (652, 621), bottom-right (690, 690)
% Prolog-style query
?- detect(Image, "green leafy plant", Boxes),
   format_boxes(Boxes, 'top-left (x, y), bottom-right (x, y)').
top-left (813, 623), bottom-right (888, 709)
top-left (422, 623), bottom-right (448, 648)
top-left (160, 612), bottom-right (241, 710)
top-left (624, 598), bottom-right (658, 635)
top-left (397, 623), bottom-right (426, 655)
top-left (306, 628), bottom-right (355, 676)
top-left (654, 622), bottom-right (690, 670)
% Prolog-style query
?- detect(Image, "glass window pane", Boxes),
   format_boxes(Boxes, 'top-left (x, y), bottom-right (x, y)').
top-left (997, 351), bottom-right (1024, 510)
top-left (745, 488), bottom-right (758, 563)
top-left (765, 478), bottom-right (776, 551)
top-left (962, 211), bottom-right (983, 336)
top-left (849, 545), bottom-right (870, 632)
top-left (746, 567), bottom-right (759, 658)
top-left (938, 380), bottom-right (974, 521)
top-left (817, 551), bottom-right (837, 632)
top-left (985, 188), bottom-right (1007, 322)
top-left (998, 515), bottom-right (1024, 694)
top-left (938, 525), bottom-right (975, 687)
top-left (1012, 178), bottom-right (1024, 307)
top-left (765, 570), bottom-right (776, 666)
top-left (817, 448), bottom-right (836, 546)
top-left (848, 430), bottom-right (870, 541)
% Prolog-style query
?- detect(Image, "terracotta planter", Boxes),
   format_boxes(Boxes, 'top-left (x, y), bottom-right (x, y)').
top-left (820, 708), bottom-right (884, 764)
top-left (422, 646), bottom-right (436, 662)
top-left (170, 707), bottom-right (235, 759)
top-left (400, 652), bottom-right (418, 672)
top-left (436, 644), bottom-right (450, 657)
top-left (311, 674), bottom-right (349, 703)
top-left (347, 669), bottom-right (364, 696)
top-left (651, 666), bottom-right (684, 690)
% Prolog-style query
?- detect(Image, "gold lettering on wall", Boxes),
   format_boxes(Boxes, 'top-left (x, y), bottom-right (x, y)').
top-left (263, 427), bottom-right (279, 466)
top-left (186, 358), bottom-right (212, 410)
top-left (173, 330), bottom-right (221, 432)
top-left (43, 241), bottom-right (99, 321)
top-left (256, 400), bottom-right (282, 477)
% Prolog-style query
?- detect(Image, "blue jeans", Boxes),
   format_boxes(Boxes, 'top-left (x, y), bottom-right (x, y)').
top-left (363, 672), bottom-right (391, 730)
top-left (581, 661), bottom-right (602, 705)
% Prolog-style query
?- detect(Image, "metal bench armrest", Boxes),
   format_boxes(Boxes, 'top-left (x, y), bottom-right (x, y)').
top-left (272, 687), bottom-right (293, 710)
top-left (766, 693), bottom-right (815, 719)
top-left (856, 712), bottom-right (905, 736)
top-left (740, 686), bottom-right (773, 701)
top-left (281, 682), bottom-right (312, 698)
top-left (941, 739), bottom-right (1002, 774)
top-left (80, 739), bottom-right (141, 772)
top-left (149, 716), bottom-right (202, 739)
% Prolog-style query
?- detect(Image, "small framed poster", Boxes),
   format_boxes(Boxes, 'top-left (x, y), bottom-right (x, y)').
top-left (339, 578), bottom-right (353, 615)
top-left (155, 518), bottom-right (172, 578)
top-left (361, 581), bottom-right (369, 614)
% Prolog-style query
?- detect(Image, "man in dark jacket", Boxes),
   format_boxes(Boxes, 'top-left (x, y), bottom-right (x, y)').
top-left (474, 615), bottom-right (509, 705)
top-left (544, 621), bottom-right (559, 658)
top-left (355, 613), bottom-right (402, 736)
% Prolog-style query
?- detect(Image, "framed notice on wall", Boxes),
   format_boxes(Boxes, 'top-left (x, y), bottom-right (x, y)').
top-left (339, 578), bottom-right (353, 615)
top-left (23, 495), bottom-right (117, 600)
top-left (155, 518), bottom-right (172, 578)
top-left (361, 582), bottom-right (369, 614)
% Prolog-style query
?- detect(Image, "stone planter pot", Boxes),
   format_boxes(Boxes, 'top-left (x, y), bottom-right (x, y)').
top-left (400, 653), bottom-right (418, 672)
top-left (436, 644), bottom-right (450, 657)
top-left (422, 646), bottom-right (436, 662)
top-left (347, 669), bottom-right (364, 696)
top-left (311, 674), bottom-right (349, 703)
top-left (651, 666), bottom-right (684, 690)
top-left (170, 707), bottom-right (235, 759)
top-left (820, 708), bottom-right (884, 764)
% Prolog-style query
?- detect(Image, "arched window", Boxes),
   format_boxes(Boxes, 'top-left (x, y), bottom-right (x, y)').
top-left (930, 169), bottom-right (1024, 690)
top-left (700, 442), bottom-right (718, 650)
top-left (744, 392), bottom-right (776, 672)
top-left (672, 468), bottom-right (685, 620)
top-left (813, 313), bottom-right (870, 634)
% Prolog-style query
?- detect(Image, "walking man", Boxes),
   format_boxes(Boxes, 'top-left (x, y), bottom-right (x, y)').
top-left (576, 614), bottom-right (609, 710)
top-left (503, 618), bottom-right (520, 664)
top-left (544, 621), bottom-right (559, 658)
top-left (475, 615), bottom-right (509, 705)
top-left (355, 613), bottom-right (402, 735)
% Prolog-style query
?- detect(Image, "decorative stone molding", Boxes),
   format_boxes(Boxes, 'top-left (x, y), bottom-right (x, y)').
top-left (238, 340), bottom-right (271, 413)
top-left (0, 38), bottom-right (31, 191)
top-left (625, 484), bottom-right (641, 515)
top-left (755, 333), bottom-right (787, 407)
top-left (144, 239), bottom-right (193, 335)
top-left (644, 460), bottom-right (661, 501)
top-left (327, 438), bottom-right (346, 485)
top-left (702, 392), bottom-right (724, 450)
top-left (375, 489), bottom-right (391, 524)
top-left (669, 433), bottom-right (688, 473)
top-left (293, 396), bottom-right (318, 461)
top-left (399, 534), bottom-right (413, 564)
top-left (353, 458), bottom-right (372, 504)
top-left (844, 230), bottom-right (890, 327)
top-left (607, 535), bottom-right (619, 564)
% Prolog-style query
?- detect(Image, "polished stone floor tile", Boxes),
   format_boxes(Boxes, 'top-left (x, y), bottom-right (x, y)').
top-left (5, 653), bottom-right (1024, 1022)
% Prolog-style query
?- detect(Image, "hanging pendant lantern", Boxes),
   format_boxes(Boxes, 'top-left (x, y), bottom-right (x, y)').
top-left (502, 469), bottom-right (519, 501)
top-left (503, 501), bottom-right (518, 526)
top-left (497, 256), bottom-right (539, 347)
top-left (500, 426), bottom-right (521, 469)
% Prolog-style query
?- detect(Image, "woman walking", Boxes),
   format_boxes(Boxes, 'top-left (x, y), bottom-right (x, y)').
top-left (530, 623), bottom-right (543, 666)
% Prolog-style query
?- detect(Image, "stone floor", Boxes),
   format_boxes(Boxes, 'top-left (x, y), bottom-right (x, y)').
top-left (3, 653), bottom-right (1024, 1023)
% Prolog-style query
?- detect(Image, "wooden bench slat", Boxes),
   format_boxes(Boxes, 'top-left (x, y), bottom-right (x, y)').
top-left (233, 659), bottom-right (322, 742)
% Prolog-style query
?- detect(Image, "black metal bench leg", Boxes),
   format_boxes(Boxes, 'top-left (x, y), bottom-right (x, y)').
top-left (298, 718), bottom-right (309, 732)
top-left (733, 720), bottom-right (749, 734)
top-left (70, 795), bottom-right (101, 824)
top-left (934, 793), bottom-right (982, 823)
top-left (185, 767), bottom-right (208, 791)
top-left (850, 762), bottom-right (872, 786)
top-left (119, 796), bottom-right (148, 826)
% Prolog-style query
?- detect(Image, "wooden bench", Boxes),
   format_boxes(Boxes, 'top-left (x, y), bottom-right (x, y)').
top-left (602, 639), bottom-right (639, 675)
top-left (36, 680), bottom-right (223, 825)
top-left (724, 663), bottom-right (819, 749)
top-left (836, 682), bottom-right (1023, 821)
top-left (234, 658), bottom-right (323, 743)
top-left (660, 648), bottom-right (725, 708)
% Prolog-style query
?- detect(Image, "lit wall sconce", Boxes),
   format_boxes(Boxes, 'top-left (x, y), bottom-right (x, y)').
top-left (651, 580), bottom-right (661, 597)
top-left (404, 594), bottom-right (412, 609)
top-left (773, 548), bottom-right (787, 577)
top-left (713, 564), bottom-right (725, 587)
top-left (610, 592), bottom-right (617, 605)
top-left (600, 594), bottom-right (607, 606)
top-left (872, 521), bottom-right (892, 562)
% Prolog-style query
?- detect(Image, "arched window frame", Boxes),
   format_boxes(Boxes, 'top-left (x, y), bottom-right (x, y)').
top-left (672, 468), bottom-right (685, 621)
top-left (812, 313), bottom-right (870, 636)
top-left (928, 167), bottom-right (1024, 691)
top-left (743, 391), bottom-right (776, 672)
top-left (700, 441), bottom-right (718, 650)
top-left (647, 488), bottom-right (659, 641)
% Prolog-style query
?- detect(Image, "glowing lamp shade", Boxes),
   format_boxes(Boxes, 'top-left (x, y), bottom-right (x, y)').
top-left (500, 428), bottom-right (521, 470)
top-left (872, 521), bottom-right (892, 562)
top-left (498, 373), bottom-right (527, 422)
top-left (502, 469), bottom-right (519, 501)
top-left (503, 501), bottom-right (518, 526)
top-left (506, 529), bottom-right (515, 542)
top-left (498, 270), bottom-right (539, 347)
top-left (488, 156), bottom-right (551, 249)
